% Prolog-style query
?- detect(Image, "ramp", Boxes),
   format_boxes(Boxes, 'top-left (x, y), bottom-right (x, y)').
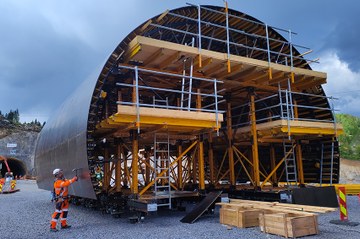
top-left (180, 191), bottom-right (222, 224)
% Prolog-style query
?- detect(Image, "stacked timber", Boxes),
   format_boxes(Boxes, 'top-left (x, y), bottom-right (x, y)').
top-left (217, 199), bottom-right (336, 238)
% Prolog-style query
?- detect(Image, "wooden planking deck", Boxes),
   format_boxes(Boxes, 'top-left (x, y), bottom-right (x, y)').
top-left (126, 36), bottom-right (327, 91)
top-left (233, 119), bottom-right (343, 137)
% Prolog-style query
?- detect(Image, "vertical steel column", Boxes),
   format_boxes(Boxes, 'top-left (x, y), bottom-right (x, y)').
top-left (294, 100), bottom-right (298, 120)
top-left (250, 95), bottom-right (260, 188)
top-left (115, 143), bottom-right (122, 192)
top-left (192, 149), bottom-right (198, 184)
top-left (227, 101), bottom-right (235, 186)
top-left (270, 144), bottom-right (278, 185)
top-left (188, 41), bottom-right (194, 111)
top-left (123, 150), bottom-right (129, 188)
top-left (320, 143), bottom-right (324, 186)
top-left (289, 30), bottom-right (295, 83)
top-left (196, 88), bottom-right (202, 111)
top-left (134, 66), bottom-right (140, 133)
top-left (198, 136), bottom-right (205, 190)
top-left (197, 4), bottom-right (202, 68)
top-left (224, 0), bottom-right (231, 73)
top-left (103, 148), bottom-right (110, 191)
top-left (330, 139), bottom-right (334, 185)
top-left (131, 131), bottom-right (139, 194)
top-left (145, 148), bottom-right (150, 185)
top-left (214, 78), bottom-right (219, 135)
top-left (208, 133), bottom-right (215, 184)
top-left (265, 24), bottom-right (272, 79)
top-left (177, 142), bottom-right (183, 189)
top-left (295, 141), bottom-right (305, 185)
top-left (279, 85), bottom-right (284, 119)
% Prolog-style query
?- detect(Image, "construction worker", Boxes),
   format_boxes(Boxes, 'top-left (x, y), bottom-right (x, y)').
top-left (50, 168), bottom-right (78, 232)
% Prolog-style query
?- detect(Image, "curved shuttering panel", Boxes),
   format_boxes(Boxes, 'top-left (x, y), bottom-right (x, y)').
top-left (35, 74), bottom-right (98, 199)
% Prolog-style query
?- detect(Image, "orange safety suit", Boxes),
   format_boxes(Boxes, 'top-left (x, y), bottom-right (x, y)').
top-left (50, 176), bottom-right (77, 229)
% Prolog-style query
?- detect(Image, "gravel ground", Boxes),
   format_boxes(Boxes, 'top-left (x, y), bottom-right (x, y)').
top-left (1, 180), bottom-right (360, 239)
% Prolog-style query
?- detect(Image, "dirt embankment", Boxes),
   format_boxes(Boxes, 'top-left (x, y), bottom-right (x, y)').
top-left (340, 158), bottom-right (360, 184)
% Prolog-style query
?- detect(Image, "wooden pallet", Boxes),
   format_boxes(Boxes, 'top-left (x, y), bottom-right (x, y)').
top-left (259, 212), bottom-right (319, 238)
top-left (220, 207), bottom-right (262, 228)
top-left (217, 199), bottom-right (335, 237)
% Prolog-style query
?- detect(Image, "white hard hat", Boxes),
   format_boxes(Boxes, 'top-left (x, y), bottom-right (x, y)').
top-left (53, 168), bottom-right (62, 176)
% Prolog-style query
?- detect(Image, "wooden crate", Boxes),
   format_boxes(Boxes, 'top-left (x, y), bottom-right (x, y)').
top-left (220, 207), bottom-right (262, 228)
top-left (259, 212), bottom-right (319, 238)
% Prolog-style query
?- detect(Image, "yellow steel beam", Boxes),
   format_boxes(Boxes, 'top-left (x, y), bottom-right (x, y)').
top-left (227, 102), bottom-right (236, 185)
top-left (295, 141), bottom-right (305, 185)
top-left (104, 148), bottom-right (110, 191)
top-left (216, 148), bottom-right (228, 180)
top-left (260, 144), bottom-right (295, 188)
top-left (198, 139), bottom-right (205, 190)
top-left (232, 146), bottom-right (268, 179)
top-left (208, 133), bottom-right (215, 184)
top-left (270, 145), bottom-right (278, 185)
top-left (145, 150), bottom-right (151, 185)
top-left (131, 132), bottom-right (139, 194)
top-left (250, 95), bottom-right (260, 188)
top-left (139, 141), bottom-right (198, 195)
top-left (233, 146), bottom-right (255, 185)
top-left (191, 144), bottom-right (198, 183)
top-left (177, 143), bottom-right (183, 189)
top-left (115, 144), bottom-right (122, 192)
top-left (280, 127), bottom-right (341, 135)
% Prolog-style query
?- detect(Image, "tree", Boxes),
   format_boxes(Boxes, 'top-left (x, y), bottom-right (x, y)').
top-left (5, 109), bottom-right (20, 124)
top-left (336, 113), bottom-right (360, 160)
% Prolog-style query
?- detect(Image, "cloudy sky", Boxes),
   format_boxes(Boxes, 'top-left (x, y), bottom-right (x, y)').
top-left (1, 0), bottom-right (360, 123)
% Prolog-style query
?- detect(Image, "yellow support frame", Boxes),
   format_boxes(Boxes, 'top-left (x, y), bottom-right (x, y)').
top-left (131, 131), bottom-right (139, 194)
top-left (250, 95), bottom-right (260, 188)
top-left (139, 141), bottom-right (198, 196)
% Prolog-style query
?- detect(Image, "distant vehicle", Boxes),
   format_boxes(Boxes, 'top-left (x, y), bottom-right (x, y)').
top-left (0, 155), bottom-right (20, 194)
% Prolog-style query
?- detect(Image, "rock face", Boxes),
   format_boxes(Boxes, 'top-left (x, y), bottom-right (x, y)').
top-left (0, 131), bottom-right (39, 176)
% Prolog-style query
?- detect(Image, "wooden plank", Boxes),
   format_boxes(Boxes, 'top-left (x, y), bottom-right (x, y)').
top-left (132, 36), bottom-right (327, 81)
top-left (233, 119), bottom-right (343, 136)
top-left (116, 105), bottom-right (223, 122)
top-left (229, 199), bottom-right (337, 213)
top-left (259, 212), bottom-right (318, 238)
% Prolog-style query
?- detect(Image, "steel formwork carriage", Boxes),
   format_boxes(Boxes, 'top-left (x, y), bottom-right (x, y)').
top-left (35, 4), bottom-right (342, 209)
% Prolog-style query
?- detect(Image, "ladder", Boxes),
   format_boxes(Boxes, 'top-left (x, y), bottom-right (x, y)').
top-left (180, 38), bottom-right (195, 111)
top-left (319, 140), bottom-right (335, 185)
top-left (153, 133), bottom-right (171, 209)
top-left (283, 142), bottom-right (298, 186)
top-left (279, 88), bottom-right (294, 121)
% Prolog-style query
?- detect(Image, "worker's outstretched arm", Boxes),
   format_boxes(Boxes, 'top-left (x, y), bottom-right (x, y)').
top-left (59, 176), bottom-right (78, 187)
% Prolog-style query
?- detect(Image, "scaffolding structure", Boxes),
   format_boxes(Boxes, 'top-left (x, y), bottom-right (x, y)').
top-left (83, 3), bottom-right (343, 208)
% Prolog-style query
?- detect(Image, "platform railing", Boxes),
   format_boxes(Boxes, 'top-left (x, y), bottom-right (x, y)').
top-left (145, 2), bottom-right (317, 69)
top-left (230, 89), bottom-right (338, 130)
top-left (114, 65), bottom-right (224, 133)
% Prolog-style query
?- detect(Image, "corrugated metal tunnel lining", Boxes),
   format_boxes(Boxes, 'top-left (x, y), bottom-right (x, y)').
top-left (35, 4), bottom-right (341, 201)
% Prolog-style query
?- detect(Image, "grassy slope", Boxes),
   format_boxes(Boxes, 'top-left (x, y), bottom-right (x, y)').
top-left (336, 113), bottom-right (360, 160)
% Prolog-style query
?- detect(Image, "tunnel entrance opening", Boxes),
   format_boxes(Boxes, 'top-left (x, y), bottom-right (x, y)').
top-left (0, 157), bottom-right (27, 178)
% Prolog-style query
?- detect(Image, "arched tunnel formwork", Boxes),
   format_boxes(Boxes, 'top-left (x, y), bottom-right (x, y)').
top-left (35, 4), bottom-right (342, 207)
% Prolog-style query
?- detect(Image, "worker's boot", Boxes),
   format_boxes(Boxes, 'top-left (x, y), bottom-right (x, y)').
top-left (61, 224), bottom-right (71, 229)
top-left (50, 228), bottom-right (58, 232)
